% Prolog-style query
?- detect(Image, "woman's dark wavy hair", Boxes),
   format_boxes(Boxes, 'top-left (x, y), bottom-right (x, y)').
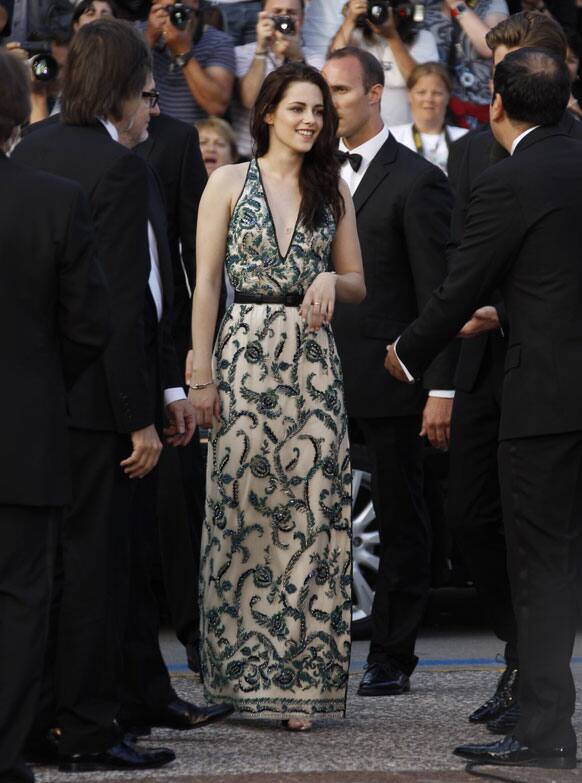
top-left (250, 63), bottom-right (344, 231)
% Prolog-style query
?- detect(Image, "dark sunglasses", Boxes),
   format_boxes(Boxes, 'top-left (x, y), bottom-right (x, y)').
top-left (142, 89), bottom-right (160, 109)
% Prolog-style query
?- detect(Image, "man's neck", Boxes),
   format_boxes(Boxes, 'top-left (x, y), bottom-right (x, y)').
top-left (500, 121), bottom-right (533, 154)
top-left (343, 118), bottom-right (384, 150)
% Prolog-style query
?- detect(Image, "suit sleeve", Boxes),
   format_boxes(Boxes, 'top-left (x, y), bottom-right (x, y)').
top-left (403, 166), bottom-right (458, 389)
top-left (397, 174), bottom-right (525, 378)
top-left (57, 186), bottom-right (111, 390)
top-left (91, 153), bottom-right (153, 433)
top-left (179, 125), bottom-right (207, 292)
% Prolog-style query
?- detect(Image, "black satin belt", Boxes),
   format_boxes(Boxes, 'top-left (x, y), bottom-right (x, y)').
top-left (233, 291), bottom-right (303, 307)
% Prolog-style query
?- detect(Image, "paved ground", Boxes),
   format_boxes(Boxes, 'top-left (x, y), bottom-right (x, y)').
top-left (35, 628), bottom-right (582, 783)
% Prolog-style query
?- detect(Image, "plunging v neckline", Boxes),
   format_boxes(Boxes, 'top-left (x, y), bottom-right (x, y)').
top-left (255, 160), bottom-right (301, 261)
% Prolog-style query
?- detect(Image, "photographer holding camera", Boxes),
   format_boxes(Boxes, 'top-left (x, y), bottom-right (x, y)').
top-left (146, 0), bottom-right (235, 123)
top-left (232, 0), bottom-right (323, 157)
top-left (330, 0), bottom-right (439, 126)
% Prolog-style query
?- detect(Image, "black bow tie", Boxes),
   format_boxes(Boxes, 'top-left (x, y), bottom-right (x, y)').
top-left (337, 150), bottom-right (363, 172)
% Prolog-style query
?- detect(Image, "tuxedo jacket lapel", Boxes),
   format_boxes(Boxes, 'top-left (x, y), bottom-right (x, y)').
top-left (352, 134), bottom-right (398, 214)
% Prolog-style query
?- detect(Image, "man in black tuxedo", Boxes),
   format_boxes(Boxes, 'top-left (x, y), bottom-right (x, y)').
top-left (12, 20), bottom-right (224, 771)
top-left (387, 48), bottom-right (581, 770)
top-left (0, 52), bottom-right (109, 783)
top-left (322, 48), bottom-right (456, 697)
top-left (136, 114), bottom-right (207, 670)
top-left (443, 12), bottom-right (582, 734)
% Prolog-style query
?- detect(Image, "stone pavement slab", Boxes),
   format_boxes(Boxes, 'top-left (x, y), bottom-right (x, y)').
top-left (35, 659), bottom-right (582, 783)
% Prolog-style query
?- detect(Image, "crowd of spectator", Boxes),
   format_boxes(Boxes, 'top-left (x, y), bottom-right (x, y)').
top-left (2, 0), bottom-right (582, 174)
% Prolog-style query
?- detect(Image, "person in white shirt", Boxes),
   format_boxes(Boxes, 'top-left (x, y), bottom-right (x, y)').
top-left (231, 0), bottom-right (323, 158)
top-left (330, 0), bottom-right (439, 126)
top-left (390, 61), bottom-right (467, 174)
top-left (301, 0), bottom-right (343, 57)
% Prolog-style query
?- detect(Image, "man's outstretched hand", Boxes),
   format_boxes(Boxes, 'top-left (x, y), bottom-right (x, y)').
top-left (384, 343), bottom-right (410, 382)
top-left (458, 306), bottom-right (500, 338)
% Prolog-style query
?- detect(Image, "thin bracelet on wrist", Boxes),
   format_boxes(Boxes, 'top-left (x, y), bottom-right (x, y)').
top-left (189, 380), bottom-right (215, 391)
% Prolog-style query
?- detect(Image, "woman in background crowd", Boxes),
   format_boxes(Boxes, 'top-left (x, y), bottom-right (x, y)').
top-left (196, 116), bottom-right (239, 175)
top-left (330, 0), bottom-right (438, 126)
top-left (390, 61), bottom-right (467, 173)
top-left (72, 0), bottom-right (117, 31)
top-left (424, 0), bottom-right (508, 128)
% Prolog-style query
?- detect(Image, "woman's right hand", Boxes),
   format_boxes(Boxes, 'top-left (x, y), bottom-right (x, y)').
top-left (188, 384), bottom-right (221, 429)
top-left (346, 0), bottom-right (368, 22)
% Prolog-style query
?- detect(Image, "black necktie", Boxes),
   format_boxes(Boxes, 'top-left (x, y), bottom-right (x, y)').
top-left (337, 150), bottom-right (363, 172)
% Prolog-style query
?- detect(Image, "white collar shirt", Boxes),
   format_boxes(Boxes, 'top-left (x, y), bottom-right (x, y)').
top-left (339, 125), bottom-right (389, 196)
top-left (511, 125), bottom-right (540, 155)
top-left (98, 119), bottom-right (185, 405)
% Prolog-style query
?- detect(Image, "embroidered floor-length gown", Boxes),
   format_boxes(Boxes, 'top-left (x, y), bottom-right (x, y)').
top-left (200, 160), bottom-right (352, 719)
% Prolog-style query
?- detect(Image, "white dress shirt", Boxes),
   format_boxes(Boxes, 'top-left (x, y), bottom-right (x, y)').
top-left (340, 126), bottom-right (453, 399)
top-left (99, 119), bottom-right (185, 406)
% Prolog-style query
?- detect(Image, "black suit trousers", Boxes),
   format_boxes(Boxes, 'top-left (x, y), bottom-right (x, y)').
top-left (34, 429), bottom-right (131, 754)
top-left (0, 505), bottom-right (58, 779)
top-left (358, 416), bottom-right (431, 675)
top-left (120, 468), bottom-right (177, 718)
top-left (447, 344), bottom-right (518, 666)
top-left (499, 431), bottom-right (582, 749)
top-left (157, 437), bottom-right (205, 646)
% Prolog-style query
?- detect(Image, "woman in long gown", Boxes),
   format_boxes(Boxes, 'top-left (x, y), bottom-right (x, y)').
top-left (189, 63), bottom-right (365, 730)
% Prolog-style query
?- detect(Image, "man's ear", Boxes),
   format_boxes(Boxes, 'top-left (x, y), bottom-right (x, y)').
top-left (490, 92), bottom-right (504, 123)
top-left (368, 82), bottom-right (383, 107)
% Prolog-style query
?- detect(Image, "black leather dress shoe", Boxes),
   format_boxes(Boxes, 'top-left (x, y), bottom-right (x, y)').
top-left (487, 702), bottom-right (520, 734)
top-left (469, 666), bottom-right (518, 723)
top-left (58, 739), bottom-right (175, 773)
top-left (0, 760), bottom-right (35, 783)
top-left (453, 735), bottom-right (576, 769)
top-left (357, 663), bottom-right (410, 696)
top-left (127, 697), bottom-right (234, 731)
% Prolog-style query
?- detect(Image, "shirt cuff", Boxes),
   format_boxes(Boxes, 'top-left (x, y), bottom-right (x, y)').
top-left (164, 387), bottom-right (187, 406)
top-left (429, 390), bottom-right (455, 398)
top-left (393, 337), bottom-right (415, 383)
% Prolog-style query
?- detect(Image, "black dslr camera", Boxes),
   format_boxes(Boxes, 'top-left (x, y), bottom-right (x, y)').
top-left (271, 14), bottom-right (296, 35)
top-left (365, 0), bottom-right (425, 25)
top-left (22, 41), bottom-right (59, 81)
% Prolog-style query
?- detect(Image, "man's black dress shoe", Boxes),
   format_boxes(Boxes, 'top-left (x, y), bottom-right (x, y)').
top-left (453, 735), bottom-right (576, 769)
top-left (357, 663), bottom-right (410, 696)
top-left (469, 666), bottom-right (518, 723)
top-left (487, 702), bottom-right (520, 734)
top-left (58, 738), bottom-right (175, 773)
top-left (24, 730), bottom-right (60, 764)
top-left (125, 697), bottom-right (234, 731)
top-left (0, 760), bottom-right (35, 783)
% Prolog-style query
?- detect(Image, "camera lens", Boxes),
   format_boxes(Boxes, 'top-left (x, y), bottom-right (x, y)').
top-left (167, 3), bottom-right (193, 30)
top-left (29, 53), bottom-right (59, 82)
top-left (368, 1), bottom-right (390, 24)
top-left (272, 14), bottom-right (296, 35)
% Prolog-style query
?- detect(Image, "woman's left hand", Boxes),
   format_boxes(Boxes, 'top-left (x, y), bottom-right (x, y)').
top-left (299, 272), bottom-right (337, 330)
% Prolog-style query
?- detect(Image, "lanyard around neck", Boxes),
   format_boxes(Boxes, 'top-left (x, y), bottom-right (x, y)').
top-left (412, 124), bottom-right (452, 157)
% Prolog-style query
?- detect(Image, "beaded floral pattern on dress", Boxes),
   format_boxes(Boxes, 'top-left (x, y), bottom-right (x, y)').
top-left (200, 160), bottom-right (352, 718)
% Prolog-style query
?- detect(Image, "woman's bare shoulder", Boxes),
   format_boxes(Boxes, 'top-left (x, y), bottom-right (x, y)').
top-left (206, 162), bottom-right (251, 193)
